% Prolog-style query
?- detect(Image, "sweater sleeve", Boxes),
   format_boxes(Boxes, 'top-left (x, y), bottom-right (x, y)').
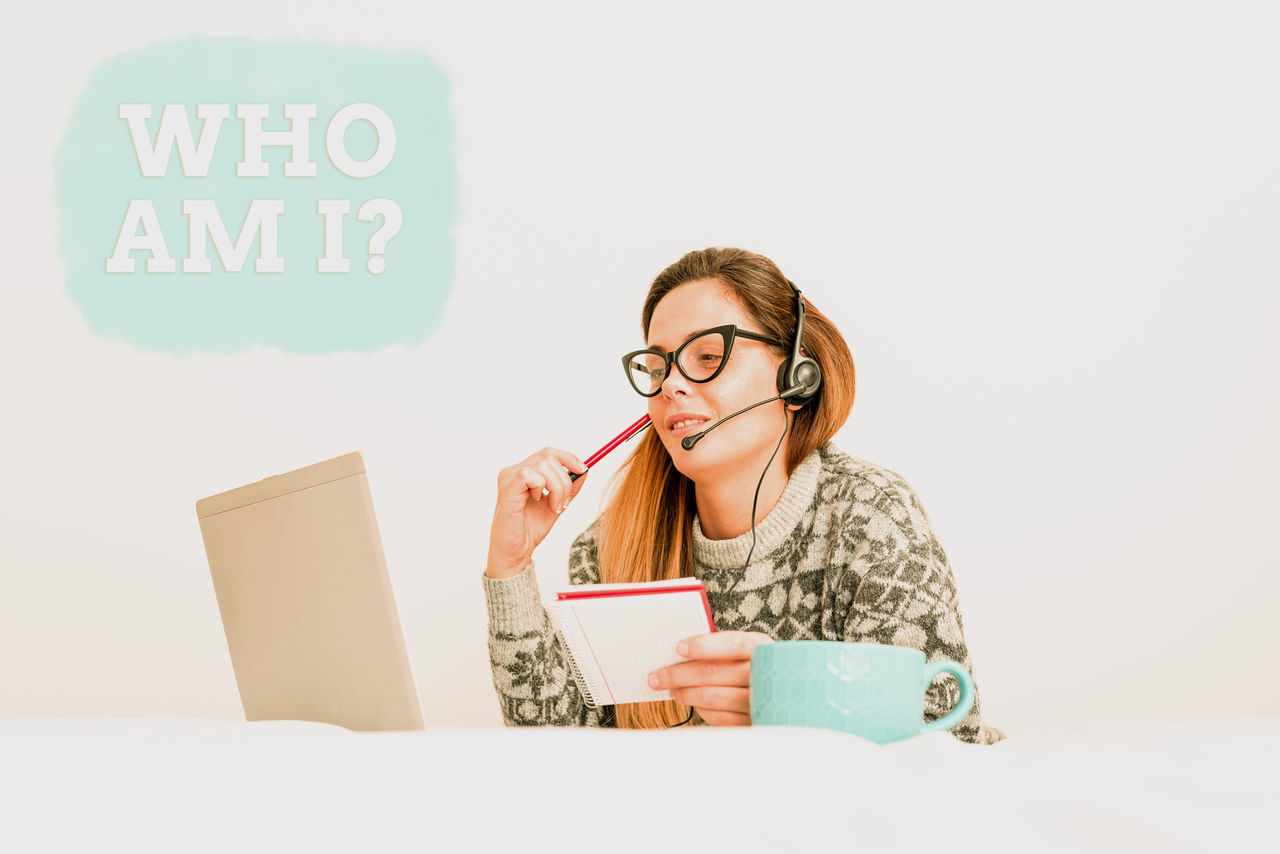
top-left (482, 524), bottom-right (616, 727)
top-left (839, 473), bottom-right (1005, 745)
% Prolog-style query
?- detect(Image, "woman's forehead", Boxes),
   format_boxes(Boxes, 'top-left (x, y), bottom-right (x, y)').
top-left (646, 280), bottom-right (748, 348)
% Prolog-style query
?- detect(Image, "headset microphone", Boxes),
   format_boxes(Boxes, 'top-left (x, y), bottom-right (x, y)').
top-left (679, 386), bottom-right (806, 450)
top-left (681, 281), bottom-right (821, 451)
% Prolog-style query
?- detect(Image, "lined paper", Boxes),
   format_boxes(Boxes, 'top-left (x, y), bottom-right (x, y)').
top-left (549, 581), bottom-right (714, 706)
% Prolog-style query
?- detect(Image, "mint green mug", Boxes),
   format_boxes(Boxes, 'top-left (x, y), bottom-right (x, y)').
top-left (750, 641), bottom-right (975, 744)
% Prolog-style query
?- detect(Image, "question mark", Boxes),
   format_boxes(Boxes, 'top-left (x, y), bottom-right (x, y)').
top-left (356, 199), bottom-right (403, 274)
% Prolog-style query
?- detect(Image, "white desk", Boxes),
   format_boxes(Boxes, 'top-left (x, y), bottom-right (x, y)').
top-left (2, 718), bottom-right (1276, 852)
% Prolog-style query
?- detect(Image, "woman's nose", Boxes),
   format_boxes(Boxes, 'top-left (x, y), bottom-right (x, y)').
top-left (659, 365), bottom-right (692, 399)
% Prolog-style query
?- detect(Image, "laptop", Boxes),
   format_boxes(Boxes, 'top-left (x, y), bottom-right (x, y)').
top-left (196, 451), bottom-right (425, 731)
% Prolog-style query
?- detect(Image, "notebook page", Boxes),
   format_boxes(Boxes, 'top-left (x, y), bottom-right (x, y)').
top-left (557, 589), bottom-right (713, 705)
top-left (549, 600), bottom-right (612, 706)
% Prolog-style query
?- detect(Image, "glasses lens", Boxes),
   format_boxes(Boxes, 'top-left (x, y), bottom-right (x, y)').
top-left (626, 352), bottom-right (667, 396)
top-left (676, 329), bottom-right (728, 381)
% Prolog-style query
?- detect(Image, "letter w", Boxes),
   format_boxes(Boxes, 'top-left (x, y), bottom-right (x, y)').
top-left (119, 104), bottom-right (230, 178)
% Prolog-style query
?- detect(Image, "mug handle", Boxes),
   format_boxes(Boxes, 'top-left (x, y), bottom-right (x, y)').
top-left (920, 659), bottom-right (975, 734)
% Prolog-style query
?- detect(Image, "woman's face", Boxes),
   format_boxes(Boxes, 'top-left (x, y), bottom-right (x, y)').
top-left (645, 279), bottom-right (791, 482)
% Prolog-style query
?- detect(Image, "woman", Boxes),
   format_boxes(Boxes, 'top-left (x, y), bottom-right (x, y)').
top-left (483, 247), bottom-right (1004, 743)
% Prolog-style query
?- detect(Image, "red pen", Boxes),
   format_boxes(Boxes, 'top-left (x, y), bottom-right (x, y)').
top-left (568, 414), bottom-right (652, 482)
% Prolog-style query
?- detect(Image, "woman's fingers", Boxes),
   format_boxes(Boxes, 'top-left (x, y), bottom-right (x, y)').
top-left (676, 630), bottom-right (774, 661)
top-left (649, 658), bottom-right (750, 689)
top-left (695, 709), bottom-right (751, 727)
top-left (487, 448), bottom-right (588, 578)
top-left (516, 466), bottom-right (547, 501)
top-left (533, 448), bottom-right (587, 512)
top-left (491, 450), bottom-right (589, 549)
top-left (646, 631), bottom-right (772, 691)
top-left (643, 630), bottom-right (776, 726)
top-left (498, 450), bottom-right (586, 511)
top-left (536, 459), bottom-right (572, 514)
top-left (492, 465), bottom-right (543, 520)
top-left (542, 447), bottom-right (589, 479)
top-left (668, 685), bottom-right (750, 717)
top-left (550, 450), bottom-right (588, 512)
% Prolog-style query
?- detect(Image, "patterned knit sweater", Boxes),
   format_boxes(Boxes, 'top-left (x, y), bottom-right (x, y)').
top-left (484, 442), bottom-right (1005, 744)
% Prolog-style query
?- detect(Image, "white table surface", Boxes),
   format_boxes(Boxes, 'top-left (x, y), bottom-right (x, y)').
top-left (2, 717), bottom-right (1276, 853)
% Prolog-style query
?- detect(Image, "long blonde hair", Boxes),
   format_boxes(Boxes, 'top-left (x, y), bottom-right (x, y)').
top-left (598, 248), bottom-right (856, 728)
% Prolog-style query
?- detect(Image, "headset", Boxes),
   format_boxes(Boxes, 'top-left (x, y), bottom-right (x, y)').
top-left (680, 278), bottom-right (823, 450)
top-left (776, 279), bottom-right (822, 407)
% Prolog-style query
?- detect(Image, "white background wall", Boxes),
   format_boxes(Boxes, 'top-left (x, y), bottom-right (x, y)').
top-left (2, 1), bottom-right (1276, 736)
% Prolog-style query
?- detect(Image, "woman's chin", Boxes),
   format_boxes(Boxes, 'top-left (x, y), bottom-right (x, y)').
top-left (665, 445), bottom-right (723, 482)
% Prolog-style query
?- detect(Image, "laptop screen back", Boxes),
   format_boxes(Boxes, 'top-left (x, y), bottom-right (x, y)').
top-left (197, 452), bottom-right (424, 731)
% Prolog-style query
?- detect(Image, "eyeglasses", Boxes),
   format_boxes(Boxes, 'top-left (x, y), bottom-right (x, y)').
top-left (621, 324), bottom-right (785, 398)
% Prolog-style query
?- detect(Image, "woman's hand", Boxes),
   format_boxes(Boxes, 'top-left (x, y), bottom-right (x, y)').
top-left (486, 448), bottom-right (588, 579)
top-left (647, 631), bottom-right (775, 726)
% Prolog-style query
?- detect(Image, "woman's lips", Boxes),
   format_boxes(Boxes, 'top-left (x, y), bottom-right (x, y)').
top-left (667, 418), bottom-right (711, 437)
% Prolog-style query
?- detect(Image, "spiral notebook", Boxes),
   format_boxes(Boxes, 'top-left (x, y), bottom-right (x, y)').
top-left (548, 578), bottom-right (715, 707)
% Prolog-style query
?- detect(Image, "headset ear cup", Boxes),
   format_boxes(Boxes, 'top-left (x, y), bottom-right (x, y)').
top-left (790, 357), bottom-right (822, 407)
top-left (778, 357), bottom-right (822, 407)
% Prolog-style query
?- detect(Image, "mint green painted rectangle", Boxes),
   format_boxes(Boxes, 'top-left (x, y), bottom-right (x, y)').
top-left (55, 37), bottom-right (459, 355)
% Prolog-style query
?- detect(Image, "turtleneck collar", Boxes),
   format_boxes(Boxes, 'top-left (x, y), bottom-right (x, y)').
top-left (691, 444), bottom-right (824, 571)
